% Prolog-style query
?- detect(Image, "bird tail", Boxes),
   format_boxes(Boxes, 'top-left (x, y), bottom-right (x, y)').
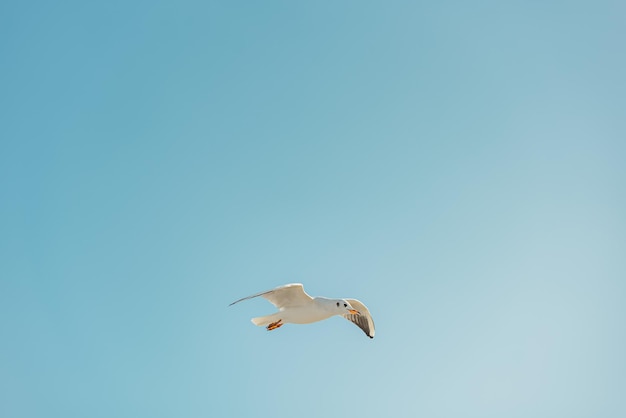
top-left (251, 313), bottom-right (279, 327)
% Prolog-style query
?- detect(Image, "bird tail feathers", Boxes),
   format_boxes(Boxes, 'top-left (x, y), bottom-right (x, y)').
top-left (251, 314), bottom-right (279, 327)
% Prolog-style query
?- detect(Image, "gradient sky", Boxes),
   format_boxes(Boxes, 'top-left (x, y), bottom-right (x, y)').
top-left (1, 1), bottom-right (625, 417)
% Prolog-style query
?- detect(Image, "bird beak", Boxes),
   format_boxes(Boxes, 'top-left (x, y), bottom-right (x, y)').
top-left (349, 309), bottom-right (360, 315)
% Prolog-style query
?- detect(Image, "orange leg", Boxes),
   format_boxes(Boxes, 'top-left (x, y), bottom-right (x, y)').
top-left (267, 319), bottom-right (283, 331)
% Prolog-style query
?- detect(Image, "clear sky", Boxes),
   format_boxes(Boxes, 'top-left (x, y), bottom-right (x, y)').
top-left (1, 1), bottom-right (625, 417)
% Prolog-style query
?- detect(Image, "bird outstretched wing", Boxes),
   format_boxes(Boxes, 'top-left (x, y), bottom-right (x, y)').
top-left (343, 299), bottom-right (375, 338)
top-left (229, 283), bottom-right (313, 310)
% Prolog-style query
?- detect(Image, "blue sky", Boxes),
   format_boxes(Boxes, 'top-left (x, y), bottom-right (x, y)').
top-left (1, 1), bottom-right (625, 417)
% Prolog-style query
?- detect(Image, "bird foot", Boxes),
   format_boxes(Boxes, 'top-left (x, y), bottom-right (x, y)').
top-left (267, 319), bottom-right (283, 331)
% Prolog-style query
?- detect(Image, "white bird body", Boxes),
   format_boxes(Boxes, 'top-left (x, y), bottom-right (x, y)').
top-left (251, 297), bottom-right (338, 325)
top-left (230, 283), bottom-right (376, 338)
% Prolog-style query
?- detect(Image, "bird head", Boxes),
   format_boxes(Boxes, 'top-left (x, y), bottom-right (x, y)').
top-left (334, 299), bottom-right (359, 315)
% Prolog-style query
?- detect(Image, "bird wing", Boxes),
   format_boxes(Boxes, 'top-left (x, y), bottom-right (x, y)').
top-left (342, 299), bottom-right (375, 338)
top-left (229, 283), bottom-right (313, 309)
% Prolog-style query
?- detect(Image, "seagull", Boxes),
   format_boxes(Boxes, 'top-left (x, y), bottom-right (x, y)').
top-left (229, 283), bottom-right (375, 338)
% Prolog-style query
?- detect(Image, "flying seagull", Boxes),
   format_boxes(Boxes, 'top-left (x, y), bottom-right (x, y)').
top-left (229, 283), bottom-right (375, 338)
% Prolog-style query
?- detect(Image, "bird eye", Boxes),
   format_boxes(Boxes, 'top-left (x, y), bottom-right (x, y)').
top-left (344, 303), bottom-right (347, 307)
top-left (336, 302), bottom-right (340, 307)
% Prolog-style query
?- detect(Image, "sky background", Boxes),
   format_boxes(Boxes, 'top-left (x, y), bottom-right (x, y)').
top-left (1, 1), bottom-right (625, 417)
